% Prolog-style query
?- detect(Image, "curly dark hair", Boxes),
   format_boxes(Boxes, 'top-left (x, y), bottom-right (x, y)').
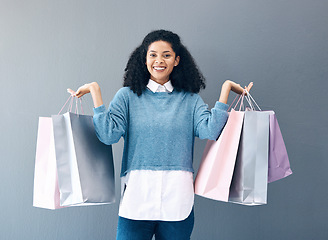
top-left (123, 29), bottom-right (206, 96)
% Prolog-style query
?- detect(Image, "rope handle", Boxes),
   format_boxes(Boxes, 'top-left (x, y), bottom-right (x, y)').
top-left (227, 92), bottom-right (245, 112)
top-left (244, 89), bottom-right (262, 111)
top-left (227, 89), bottom-right (261, 112)
top-left (57, 95), bottom-right (85, 115)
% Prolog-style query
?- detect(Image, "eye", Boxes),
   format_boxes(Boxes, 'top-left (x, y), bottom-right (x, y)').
top-left (164, 54), bottom-right (171, 58)
top-left (149, 53), bottom-right (156, 57)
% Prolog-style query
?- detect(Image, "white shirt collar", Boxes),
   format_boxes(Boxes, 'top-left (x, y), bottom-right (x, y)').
top-left (147, 79), bottom-right (174, 93)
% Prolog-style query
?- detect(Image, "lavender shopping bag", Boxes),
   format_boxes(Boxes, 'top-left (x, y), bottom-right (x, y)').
top-left (194, 109), bottom-right (244, 202)
top-left (33, 117), bottom-right (64, 209)
top-left (267, 111), bottom-right (292, 183)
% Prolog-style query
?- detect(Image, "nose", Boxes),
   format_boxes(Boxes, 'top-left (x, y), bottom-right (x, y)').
top-left (155, 56), bottom-right (164, 64)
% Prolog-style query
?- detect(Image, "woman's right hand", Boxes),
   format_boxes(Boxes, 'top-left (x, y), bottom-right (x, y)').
top-left (67, 82), bottom-right (104, 108)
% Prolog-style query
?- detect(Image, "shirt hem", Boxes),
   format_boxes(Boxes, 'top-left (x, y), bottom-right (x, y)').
top-left (121, 166), bottom-right (194, 177)
top-left (118, 204), bottom-right (194, 222)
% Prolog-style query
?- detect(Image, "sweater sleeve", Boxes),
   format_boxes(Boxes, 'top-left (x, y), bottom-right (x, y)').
top-left (93, 88), bottom-right (128, 145)
top-left (194, 96), bottom-right (229, 140)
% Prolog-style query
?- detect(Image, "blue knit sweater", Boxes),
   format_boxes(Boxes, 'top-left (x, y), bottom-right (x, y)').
top-left (93, 87), bottom-right (229, 177)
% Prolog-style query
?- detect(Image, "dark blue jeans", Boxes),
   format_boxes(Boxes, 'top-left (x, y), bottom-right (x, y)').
top-left (116, 209), bottom-right (194, 240)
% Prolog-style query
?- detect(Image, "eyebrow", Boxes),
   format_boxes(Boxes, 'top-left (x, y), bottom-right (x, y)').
top-left (149, 50), bottom-right (172, 53)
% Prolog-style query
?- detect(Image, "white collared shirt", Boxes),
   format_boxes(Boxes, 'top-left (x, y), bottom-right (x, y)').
top-left (146, 79), bottom-right (174, 93)
top-left (118, 80), bottom-right (194, 221)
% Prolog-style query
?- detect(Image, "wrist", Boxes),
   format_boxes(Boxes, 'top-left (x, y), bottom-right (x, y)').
top-left (89, 82), bottom-right (103, 108)
top-left (89, 82), bottom-right (100, 94)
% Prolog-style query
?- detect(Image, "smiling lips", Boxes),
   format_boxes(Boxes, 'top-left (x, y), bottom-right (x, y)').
top-left (153, 66), bottom-right (166, 72)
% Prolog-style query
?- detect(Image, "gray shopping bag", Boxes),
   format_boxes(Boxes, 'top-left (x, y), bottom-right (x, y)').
top-left (52, 112), bottom-right (115, 206)
top-left (228, 111), bottom-right (269, 206)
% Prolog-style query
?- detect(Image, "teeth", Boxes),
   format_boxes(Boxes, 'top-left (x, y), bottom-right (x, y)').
top-left (154, 67), bottom-right (165, 70)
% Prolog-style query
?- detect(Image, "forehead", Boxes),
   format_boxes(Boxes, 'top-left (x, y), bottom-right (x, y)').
top-left (148, 41), bottom-right (174, 52)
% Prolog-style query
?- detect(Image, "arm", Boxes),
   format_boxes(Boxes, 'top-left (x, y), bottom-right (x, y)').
top-left (68, 83), bottom-right (127, 145)
top-left (219, 80), bottom-right (253, 104)
top-left (67, 82), bottom-right (103, 108)
top-left (194, 98), bottom-right (229, 140)
top-left (194, 80), bottom-right (253, 140)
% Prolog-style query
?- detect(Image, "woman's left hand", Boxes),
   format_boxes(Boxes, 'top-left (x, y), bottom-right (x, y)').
top-left (219, 80), bottom-right (253, 104)
top-left (226, 80), bottom-right (253, 95)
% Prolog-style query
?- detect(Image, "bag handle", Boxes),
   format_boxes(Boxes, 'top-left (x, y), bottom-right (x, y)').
top-left (227, 92), bottom-right (246, 112)
top-left (244, 89), bottom-right (262, 111)
top-left (58, 95), bottom-right (85, 115)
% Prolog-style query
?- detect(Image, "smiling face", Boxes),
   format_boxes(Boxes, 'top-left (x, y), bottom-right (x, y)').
top-left (146, 41), bottom-right (180, 85)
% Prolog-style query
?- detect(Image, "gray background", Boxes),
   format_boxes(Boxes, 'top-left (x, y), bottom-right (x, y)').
top-left (1, 0), bottom-right (327, 239)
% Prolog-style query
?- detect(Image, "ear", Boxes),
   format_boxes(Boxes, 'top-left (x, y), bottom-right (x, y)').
top-left (174, 56), bottom-right (180, 66)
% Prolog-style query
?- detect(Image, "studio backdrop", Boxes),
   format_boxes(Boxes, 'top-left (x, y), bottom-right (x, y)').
top-left (1, 0), bottom-right (327, 239)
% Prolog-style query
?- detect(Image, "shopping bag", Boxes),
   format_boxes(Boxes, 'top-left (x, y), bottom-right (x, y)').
top-left (33, 117), bottom-right (64, 209)
top-left (242, 92), bottom-right (292, 183)
top-left (267, 111), bottom-right (292, 183)
top-left (52, 111), bottom-right (115, 206)
top-left (194, 108), bottom-right (244, 202)
top-left (228, 110), bottom-right (270, 205)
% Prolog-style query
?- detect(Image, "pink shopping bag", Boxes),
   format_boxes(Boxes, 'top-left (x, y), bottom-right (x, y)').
top-left (33, 117), bottom-right (64, 210)
top-left (194, 109), bottom-right (244, 202)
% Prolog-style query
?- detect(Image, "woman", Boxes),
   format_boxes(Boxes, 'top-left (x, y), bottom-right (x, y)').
top-left (68, 29), bottom-right (252, 240)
